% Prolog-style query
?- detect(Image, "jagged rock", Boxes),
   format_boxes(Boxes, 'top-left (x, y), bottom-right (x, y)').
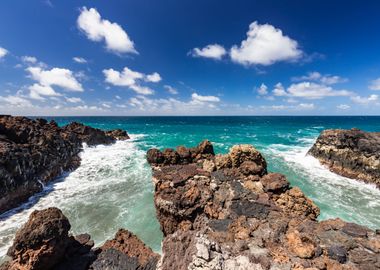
top-left (98, 229), bottom-right (160, 269)
top-left (2, 208), bottom-right (159, 270)
top-left (6, 208), bottom-right (71, 270)
top-left (148, 141), bottom-right (380, 270)
top-left (105, 129), bottom-right (130, 140)
top-left (308, 129), bottom-right (380, 187)
top-left (0, 116), bottom-right (129, 214)
top-left (146, 140), bottom-right (215, 166)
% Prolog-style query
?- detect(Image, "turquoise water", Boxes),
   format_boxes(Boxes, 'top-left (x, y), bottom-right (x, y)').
top-left (1, 116), bottom-right (380, 258)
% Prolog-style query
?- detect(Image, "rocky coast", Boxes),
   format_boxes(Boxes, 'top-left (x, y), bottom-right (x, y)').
top-left (0, 115), bottom-right (129, 214)
top-left (1, 137), bottom-right (380, 270)
top-left (308, 128), bottom-right (380, 188)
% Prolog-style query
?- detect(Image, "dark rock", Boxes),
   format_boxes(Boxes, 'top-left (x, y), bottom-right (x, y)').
top-left (328, 245), bottom-right (347, 263)
top-left (89, 249), bottom-right (140, 270)
top-left (342, 222), bottom-right (369, 238)
top-left (230, 200), bottom-right (269, 219)
top-left (308, 129), bottom-right (380, 187)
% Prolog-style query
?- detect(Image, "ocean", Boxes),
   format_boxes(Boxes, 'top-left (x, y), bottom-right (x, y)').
top-left (1, 116), bottom-right (380, 258)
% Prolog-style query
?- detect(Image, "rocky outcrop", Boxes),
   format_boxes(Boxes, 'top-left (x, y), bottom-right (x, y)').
top-left (148, 140), bottom-right (380, 270)
top-left (63, 122), bottom-right (129, 146)
top-left (0, 116), bottom-right (129, 214)
top-left (1, 207), bottom-right (159, 270)
top-left (308, 128), bottom-right (380, 188)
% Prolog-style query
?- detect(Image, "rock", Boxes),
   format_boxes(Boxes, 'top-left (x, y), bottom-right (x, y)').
top-left (260, 173), bottom-right (290, 193)
top-left (99, 229), bottom-right (160, 269)
top-left (228, 144), bottom-right (267, 175)
top-left (2, 208), bottom-right (159, 270)
top-left (0, 116), bottom-right (129, 214)
top-left (147, 141), bottom-right (380, 269)
top-left (105, 129), bottom-right (130, 140)
top-left (6, 208), bottom-right (71, 270)
top-left (328, 245), bottom-right (347, 263)
top-left (308, 129), bottom-right (380, 187)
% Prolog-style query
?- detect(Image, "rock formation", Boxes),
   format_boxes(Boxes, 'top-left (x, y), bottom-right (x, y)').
top-left (148, 140), bottom-right (380, 270)
top-left (0, 116), bottom-right (129, 214)
top-left (1, 207), bottom-right (159, 270)
top-left (308, 128), bottom-right (380, 188)
top-left (2, 138), bottom-right (380, 270)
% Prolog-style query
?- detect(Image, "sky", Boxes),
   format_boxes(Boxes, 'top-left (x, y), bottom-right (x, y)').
top-left (1, 0), bottom-right (380, 116)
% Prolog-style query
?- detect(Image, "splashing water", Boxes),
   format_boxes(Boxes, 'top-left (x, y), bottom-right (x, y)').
top-left (0, 136), bottom-right (162, 259)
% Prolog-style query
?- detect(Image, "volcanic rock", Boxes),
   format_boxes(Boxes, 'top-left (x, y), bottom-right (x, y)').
top-left (308, 128), bottom-right (380, 188)
top-left (0, 116), bottom-right (129, 214)
top-left (148, 140), bottom-right (380, 270)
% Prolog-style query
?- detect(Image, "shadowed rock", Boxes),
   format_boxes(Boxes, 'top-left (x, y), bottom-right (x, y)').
top-left (308, 128), bottom-right (380, 188)
top-left (0, 116), bottom-right (129, 214)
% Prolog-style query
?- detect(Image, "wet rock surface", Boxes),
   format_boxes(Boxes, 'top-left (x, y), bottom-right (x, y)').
top-left (148, 140), bottom-right (380, 270)
top-left (0, 115), bottom-right (129, 214)
top-left (308, 128), bottom-right (380, 188)
top-left (2, 208), bottom-right (159, 270)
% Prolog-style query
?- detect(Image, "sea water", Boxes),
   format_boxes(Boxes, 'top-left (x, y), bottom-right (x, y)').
top-left (1, 116), bottom-right (380, 259)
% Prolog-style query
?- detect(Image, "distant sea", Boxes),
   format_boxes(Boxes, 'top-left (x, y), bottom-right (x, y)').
top-left (1, 116), bottom-right (380, 258)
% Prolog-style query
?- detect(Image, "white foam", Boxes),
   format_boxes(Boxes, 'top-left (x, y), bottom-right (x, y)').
top-left (266, 141), bottom-right (380, 229)
top-left (0, 137), bottom-right (161, 259)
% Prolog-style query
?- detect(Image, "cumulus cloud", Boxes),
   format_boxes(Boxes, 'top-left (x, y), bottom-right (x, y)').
top-left (27, 67), bottom-right (83, 92)
top-left (351, 94), bottom-right (379, 104)
top-left (103, 67), bottom-right (161, 95)
top-left (29, 83), bottom-right (61, 100)
top-left (369, 78), bottom-right (380, 91)
top-left (164, 85), bottom-right (178, 95)
top-left (191, 44), bottom-right (226, 60)
top-left (0, 95), bottom-right (32, 107)
top-left (272, 83), bottom-right (287, 96)
top-left (230, 21), bottom-right (302, 66)
top-left (260, 103), bottom-right (315, 111)
top-left (257, 83), bottom-right (268, 95)
top-left (77, 7), bottom-right (136, 54)
top-left (292, 71), bottom-right (347, 85)
top-left (66, 97), bottom-right (83, 103)
top-left (146, 72), bottom-right (162, 83)
top-left (22, 56), bottom-right (37, 64)
top-left (73, 57), bottom-right (87, 64)
top-left (337, 104), bottom-right (350, 110)
top-left (0, 47), bottom-right (8, 59)
top-left (286, 82), bottom-right (351, 99)
top-left (191, 93), bottom-right (220, 103)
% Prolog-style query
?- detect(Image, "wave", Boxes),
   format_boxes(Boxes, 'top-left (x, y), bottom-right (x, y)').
top-left (0, 138), bottom-right (162, 259)
top-left (266, 142), bottom-right (380, 230)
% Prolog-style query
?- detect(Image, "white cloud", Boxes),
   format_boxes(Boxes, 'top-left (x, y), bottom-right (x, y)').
top-left (257, 83), bottom-right (268, 95)
top-left (27, 67), bottom-right (83, 92)
top-left (272, 83), bottom-right (287, 96)
top-left (146, 72), bottom-right (162, 83)
top-left (191, 93), bottom-right (220, 103)
top-left (351, 94), bottom-right (379, 104)
top-left (191, 44), bottom-right (226, 60)
top-left (369, 78), bottom-right (380, 91)
top-left (115, 95), bottom-right (121, 100)
top-left (77, 7), bottom-right (136, 54)
top-left (29, 83), bottom-right (61, 100)
top-left (66, 97), bottom-right (83, 103)
top-left (0, 47), bottom-right (8, 59)
top-left (260, 103), bottom-right (315, 111)
top-left (103, 67), bottom-right (161, 95)
top-left (286, 82), bottom-right (351, 99)
top-left (337, 104), bottom-right (350, 110)
top-left (164, 85), bottom-right (178, 95)
top-left (73, 57), bottom-right (87, 64)
top-left (230, 21), bottom-right (302, 66)
top-left (22, 56), bottom-right (37, 64)
top-left (292, 71), bottom-right (347, 85)
top-left (0, 95), bottom-right (32, 107)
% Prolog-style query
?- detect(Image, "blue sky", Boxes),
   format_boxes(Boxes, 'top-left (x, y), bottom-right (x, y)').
top-left (1, 0), bottom-right (380, 115)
